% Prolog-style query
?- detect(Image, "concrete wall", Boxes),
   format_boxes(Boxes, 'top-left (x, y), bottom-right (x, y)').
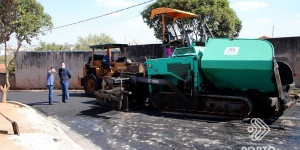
top-left (266, 37), bottom-right (300, 87)
top-left (125, 44), bottom-right (164, 61)
top-left (14, 44), bottom-right (164, 89)
top-left (13, 39), bottom-right (300, 89)
top-left (15, 50), bottom-right (120, 89)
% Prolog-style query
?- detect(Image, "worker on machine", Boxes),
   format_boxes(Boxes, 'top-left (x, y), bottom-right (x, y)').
top-left (103, 49), bottom-right (110, 69)
top-left (163, 31), bottom-right (174, 57)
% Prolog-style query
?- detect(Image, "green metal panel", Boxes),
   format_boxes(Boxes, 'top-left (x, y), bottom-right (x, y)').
top-left (147, 56), bottom-right (194, 83)
top-left (201, 38), bottom-right (276, 93)
top-left (172, 46), bottom-right (205, 57)
top-left (146, 46), bottom-right (205, 93)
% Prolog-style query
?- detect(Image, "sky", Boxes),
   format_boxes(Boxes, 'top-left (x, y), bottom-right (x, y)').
top-left (5, 0), bottom-right (300, 46)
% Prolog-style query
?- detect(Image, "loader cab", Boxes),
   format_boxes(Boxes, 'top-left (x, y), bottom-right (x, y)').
top-left (88, 44), bottom-right (128, 75)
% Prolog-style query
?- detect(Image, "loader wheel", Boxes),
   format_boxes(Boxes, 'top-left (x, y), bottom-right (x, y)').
top-left (84, 74), bottom-right (99, 96)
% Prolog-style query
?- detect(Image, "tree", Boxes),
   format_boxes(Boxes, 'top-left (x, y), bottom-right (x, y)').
top-left (141, 0), bottom-right (242, 40)
top-left (74, 33), bottom-right (116, 50)
top-left (35, 41), bottom-right (71, 51)
top-left (0, 0), bottom-right (53, 103)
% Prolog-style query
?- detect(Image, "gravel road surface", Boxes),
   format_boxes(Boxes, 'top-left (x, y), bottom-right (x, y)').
top-left (2, 91), bottom-right (299, 150)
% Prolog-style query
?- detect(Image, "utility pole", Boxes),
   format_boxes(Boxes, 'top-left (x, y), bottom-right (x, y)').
top-left (272, 25), bottom-right (274, 38)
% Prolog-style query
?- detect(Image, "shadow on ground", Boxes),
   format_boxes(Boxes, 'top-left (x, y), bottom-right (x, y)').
top-left (78, 101), bottom-right (242, 123)
top-left (57, 93), bottom-right (93, 97)
top-left (27, 102), bottom-right (52, 106)
top-left (77, 105), bottom-right (112, 119)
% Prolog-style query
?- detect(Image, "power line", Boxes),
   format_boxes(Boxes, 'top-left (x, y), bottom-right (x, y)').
top-left (52, 0), bottom-right (154, 30)
top-left (59, 14), bottom-right (141, 35)
top-left (81, 14), bottom-right (141, 31)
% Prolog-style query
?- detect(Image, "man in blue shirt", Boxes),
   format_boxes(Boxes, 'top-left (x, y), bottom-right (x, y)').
top-left (47, 67), bottom-right (56, 105)
top-left (58, 62), bottom-right (72, 103)
top-left (103, 55), bottom-right (110, 69)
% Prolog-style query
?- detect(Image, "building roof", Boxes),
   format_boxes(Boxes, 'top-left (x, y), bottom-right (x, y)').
top-left (0, 64), bottom-right (6, 73)
top-left (258, 36), bottom-right (271, 39)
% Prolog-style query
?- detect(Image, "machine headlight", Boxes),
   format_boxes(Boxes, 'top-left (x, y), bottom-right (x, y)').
top-left (148, 64), bottom-right (152, 68)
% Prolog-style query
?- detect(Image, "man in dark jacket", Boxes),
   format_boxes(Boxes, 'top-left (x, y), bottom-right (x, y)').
top-left (58, 62), bottom-right (72, 103)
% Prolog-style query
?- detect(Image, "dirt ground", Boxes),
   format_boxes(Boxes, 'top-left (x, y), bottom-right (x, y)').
top-left (0, 102), bottom-right (83, 150)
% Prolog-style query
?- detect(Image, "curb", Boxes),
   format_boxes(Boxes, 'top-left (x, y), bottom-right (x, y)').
top-left (7, 101), bottom-right (27, 108)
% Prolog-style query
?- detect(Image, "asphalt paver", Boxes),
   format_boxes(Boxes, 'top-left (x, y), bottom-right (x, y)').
top-left (2, 91), bottom-right (299, 150)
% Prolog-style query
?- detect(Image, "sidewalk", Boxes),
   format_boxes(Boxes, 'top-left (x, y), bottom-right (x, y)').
top-left (0, 101), bottom-right (83, 150)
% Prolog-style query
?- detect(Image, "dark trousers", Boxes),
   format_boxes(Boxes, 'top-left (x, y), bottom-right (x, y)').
top-left (60, 81), bottom-right (69, 102)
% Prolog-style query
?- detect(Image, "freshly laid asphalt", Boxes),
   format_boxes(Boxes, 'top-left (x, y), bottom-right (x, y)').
top-left (2, 90), bottom-right (300, 150)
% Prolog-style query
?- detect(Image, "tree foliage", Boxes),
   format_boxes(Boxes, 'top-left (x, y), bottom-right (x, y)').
top-left (0, 0), bottom-right (53, 44)
top-left (0, 0), bottom-right (18, 43)
top-left (35, 41), bottom-right (71, 51)
top-left (9, 61), bottom-right (15, 74)
top-left (141, 0), bottom-right (242, 40)
top-left (0, 0), bottom-right (52, 102)
top-left (74, 33), bottom-right (116, 50)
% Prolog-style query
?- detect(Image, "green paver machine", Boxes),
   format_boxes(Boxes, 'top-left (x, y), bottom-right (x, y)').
top-left (88, 7), bottom-right (297, 118)
top-left (139, 8), bottom-right (298, 117)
